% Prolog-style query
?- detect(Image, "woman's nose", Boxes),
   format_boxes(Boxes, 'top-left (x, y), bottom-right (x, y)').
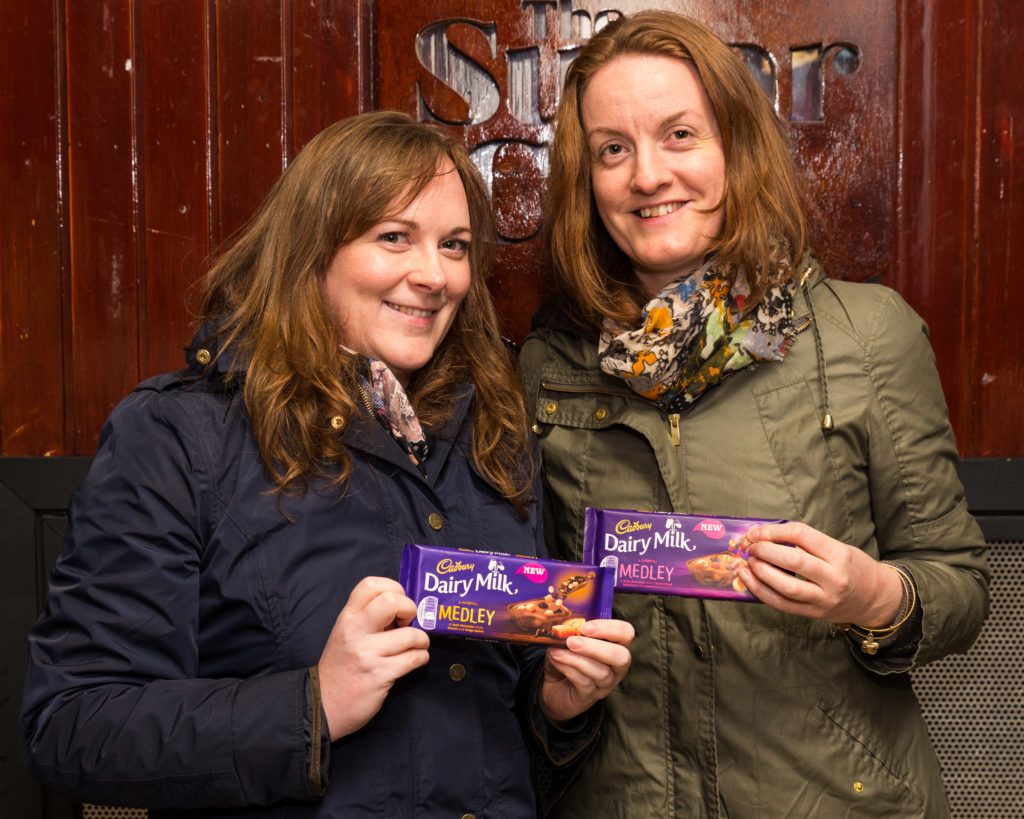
top-left (630, 144), bottom-right (672, 195)
top-left (407, 250), bottom-right (448, 290)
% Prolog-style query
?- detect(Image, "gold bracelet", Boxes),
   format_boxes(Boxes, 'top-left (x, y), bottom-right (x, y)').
top-left (840, 564), bottom-right (917, 655)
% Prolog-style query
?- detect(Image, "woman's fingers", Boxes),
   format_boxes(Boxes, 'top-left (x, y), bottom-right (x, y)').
top-left (548, 646), bottom-right (620, 690)
top-left (746, 522), bottom-right (840, 563)
top-left (355, 589), bottom-right (419, 632)
top-left (578, 617), bottom-right (635, 648)
top-left (343, 576), bottom-right (410, 615)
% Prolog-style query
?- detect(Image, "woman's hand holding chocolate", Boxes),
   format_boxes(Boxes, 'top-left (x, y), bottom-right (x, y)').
top-left (317, 576), bottom-right (431, 741)
top-left (540, 618), bottom-right (634, 724)
top-left (737, 522), bottom-right (904, 628)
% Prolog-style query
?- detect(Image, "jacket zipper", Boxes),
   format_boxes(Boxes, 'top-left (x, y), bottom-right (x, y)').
top-left (358, 384), bottom-right (374, 416)
top-left (668, 413), bottom-right (681, 447)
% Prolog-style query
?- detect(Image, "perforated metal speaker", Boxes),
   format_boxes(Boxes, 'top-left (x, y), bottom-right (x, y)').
top-left (912, 539), bottom-right (1024, 818)
top-left (82, 807), bottom-right (145, 819)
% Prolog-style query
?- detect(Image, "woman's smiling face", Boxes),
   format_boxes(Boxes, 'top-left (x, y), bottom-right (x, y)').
top-left (321, 161), bottom-right (472, 385)
top-left (582, 54), bottom-right (726, 296)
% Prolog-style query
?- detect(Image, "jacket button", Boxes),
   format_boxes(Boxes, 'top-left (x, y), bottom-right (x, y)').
top-left (531, 423), bottom-right (542, 434)
top-left (594, 407), bottom-right (607, 421)
top-left (544, 401), bottom-right (557, 415)
top-left (449, 663), bottom-right (466, 681)
top-left (195, 348), bottom-right (212, 366)
top-left (853, 781), bottom-right (865, 793)
top-left (329, 415), bottom-right (345, 430)
top-left (694, 643), bottom-right (705, 660)
top-left (428, 512), bottom-right (444, 530)
top-left (461, 814), bottom-right (476, 819)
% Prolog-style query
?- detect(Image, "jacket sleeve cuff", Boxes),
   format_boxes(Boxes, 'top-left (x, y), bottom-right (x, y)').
top-left (231, 669), bottom-right (325, 804)
top-left (527, 666), bottom-right (603, 766)
top-left (845, 563), bottom-right (924, 674)
top-left (305, 666), bottom-right (330, 798)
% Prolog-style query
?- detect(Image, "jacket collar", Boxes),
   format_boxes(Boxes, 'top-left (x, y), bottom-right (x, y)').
top-left (342, 384), bottom-right (475, 487)
top-left (186, 324), bottom-right (476, 485)
top-left (185, 322), bottom-right (244, 378)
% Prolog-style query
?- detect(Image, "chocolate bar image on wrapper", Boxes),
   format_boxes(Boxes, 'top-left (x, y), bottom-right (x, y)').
top-left (582, 508), bottom-right (791, 602)
top-left (400, 543), bottom-right (615, 646)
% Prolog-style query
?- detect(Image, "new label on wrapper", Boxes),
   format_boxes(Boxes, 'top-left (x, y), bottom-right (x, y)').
top-left (582, 508), bottom-right (791, 602)
top-left (400, 543), bottom-right (615, 645)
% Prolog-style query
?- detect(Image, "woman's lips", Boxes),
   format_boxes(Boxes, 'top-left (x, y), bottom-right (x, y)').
top-left (636, 201), bottom-right (686, 219)
top-left (385, 301), bottom-right (437, 318)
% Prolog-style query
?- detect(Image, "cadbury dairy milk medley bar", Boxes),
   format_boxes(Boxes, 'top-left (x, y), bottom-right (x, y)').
top-left (583, 508), bottom-right (789, 602)
top-left (400, 543), bottom-right (615, 646)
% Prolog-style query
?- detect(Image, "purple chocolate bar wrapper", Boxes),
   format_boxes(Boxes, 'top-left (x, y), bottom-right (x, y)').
top-left (400, 543), bottom-right (615, 645)
top-left (582, 508), bottom-right (789, 602)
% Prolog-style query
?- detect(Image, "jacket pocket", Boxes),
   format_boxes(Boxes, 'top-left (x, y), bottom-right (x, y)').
top-left (753, 683), bottom-right (927, 817)
top-left (535, 387), bottom-right (668, 556)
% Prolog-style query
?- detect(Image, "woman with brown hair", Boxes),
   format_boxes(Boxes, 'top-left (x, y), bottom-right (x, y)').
top-left (520, 11), bottom-right (988, 817)
top-left (21, 111), bottom-right (632, 817)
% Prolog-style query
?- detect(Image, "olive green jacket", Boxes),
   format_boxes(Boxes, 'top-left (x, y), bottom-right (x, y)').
top-left (519, 268), bottom-right (989, 818)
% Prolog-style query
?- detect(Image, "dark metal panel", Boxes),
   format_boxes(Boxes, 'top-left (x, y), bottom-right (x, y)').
top-left (0, 0), bottom-right (66, 456)
top-left (960, 457), bottom-right (1024, 515)
top-left (0, 458), bottom-right (90, 818)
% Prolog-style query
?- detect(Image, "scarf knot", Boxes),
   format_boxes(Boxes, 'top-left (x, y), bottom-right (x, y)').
top-left (357, 358), bottom-right (430, 473)
top-left (598, 260), bottom-right (797, 412)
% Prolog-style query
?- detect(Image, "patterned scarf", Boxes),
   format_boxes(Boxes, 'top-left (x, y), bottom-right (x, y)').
top-left (597, 259), bottom-right (797, 412)
top-left (357, 358), bottom-right (430, 473)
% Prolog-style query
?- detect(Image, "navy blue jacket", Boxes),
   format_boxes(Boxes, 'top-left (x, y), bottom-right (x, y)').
top-left (21, 351), bottom-right (591, 817)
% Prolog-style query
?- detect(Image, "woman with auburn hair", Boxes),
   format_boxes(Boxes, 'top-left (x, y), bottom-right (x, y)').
top-left (521, 11), bottom-right (987, 817)
top-left (22, 111), bottom-right (633, 817)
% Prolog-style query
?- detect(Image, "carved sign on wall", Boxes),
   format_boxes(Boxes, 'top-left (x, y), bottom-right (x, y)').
top-left (383, 0), bottom-right (892, 339)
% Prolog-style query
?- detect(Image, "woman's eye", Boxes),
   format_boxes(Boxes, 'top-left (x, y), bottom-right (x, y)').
top-left (671, 128), bottom-right (692, 141)
top-left (378, 231), bottom-right (406, 244)
top-left (441, 238), bottom-right (470, 256)
top-left (601, 143), bottom-right (624, 156)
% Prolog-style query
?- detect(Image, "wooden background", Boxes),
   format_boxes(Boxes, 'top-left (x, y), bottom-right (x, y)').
top-left (1, 0), bottom-right (1021, 456)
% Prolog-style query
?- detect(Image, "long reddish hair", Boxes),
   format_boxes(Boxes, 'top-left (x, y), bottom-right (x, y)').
top-left (547, 11), bottom-right (809, 327)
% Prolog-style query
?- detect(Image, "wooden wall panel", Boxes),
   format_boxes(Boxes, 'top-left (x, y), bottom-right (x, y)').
top-left (1, 0), bottom-right (1021, 457)
top-left (65, 0), bottom-right (140, 453)
top-left (973, 0), bottom-right (1024, 455)
top-left (896, 0), bottom-right (976, 449)
top-left (378, 0), bottom-right (896, 341)
top-left (136, 1), bottom-right (212, 377)
top-left (214, 0), bottom-right (287, 242)
top-left (0, 0), bottom-right (65, 456)
top-left (291, 0), bottom-right (373, 153)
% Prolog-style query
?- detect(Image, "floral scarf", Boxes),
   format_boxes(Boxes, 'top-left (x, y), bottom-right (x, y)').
top-left (597, 259), bottom-right (797, 412)
top-left (358, 358), bottom-right (430, 473)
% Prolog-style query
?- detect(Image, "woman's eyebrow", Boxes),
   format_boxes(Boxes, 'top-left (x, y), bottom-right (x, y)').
top-left (379, 218), bottom-right (419, 229)
top-left (658, 110), bottom-right (698, 129)
top-left (586, 125), bottom-right (626, 139)
top-left (586, 110), bottom-right (699, 139)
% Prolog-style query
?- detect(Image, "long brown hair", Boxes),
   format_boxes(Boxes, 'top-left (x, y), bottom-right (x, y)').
top-left (198, 111), bottom-right (532, 512)
top-left (547, 10), bottom-right (809, 327)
